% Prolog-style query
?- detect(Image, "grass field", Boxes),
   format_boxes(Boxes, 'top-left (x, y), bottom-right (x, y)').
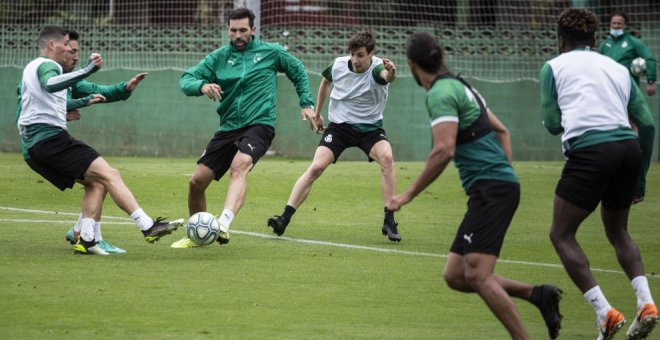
top-left (0, 152), bottom-right (658, 339)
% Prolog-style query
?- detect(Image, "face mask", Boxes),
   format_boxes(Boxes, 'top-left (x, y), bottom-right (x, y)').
top-left (610, 28), bottom-right (624, 37)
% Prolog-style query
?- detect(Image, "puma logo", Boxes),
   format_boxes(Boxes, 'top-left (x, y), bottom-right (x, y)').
top-left (463, 233), bottom-right (474, 244)
top-left (247, 143), bottom-right (255, 151)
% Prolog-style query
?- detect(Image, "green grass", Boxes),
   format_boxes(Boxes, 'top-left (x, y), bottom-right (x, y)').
top-left (0, 152), bottom-right (658, 339)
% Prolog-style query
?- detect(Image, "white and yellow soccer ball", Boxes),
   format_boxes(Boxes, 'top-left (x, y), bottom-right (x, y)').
top-left (186, 212), bottom-right (220, 246)
top-left (630, 57), bottom-right (646, 77)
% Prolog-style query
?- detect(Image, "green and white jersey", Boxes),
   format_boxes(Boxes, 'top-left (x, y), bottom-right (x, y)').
top-left (540, 49), bottom-right (638, 150)
top-left (17, 56), bottom-right (100, 159)
top-left (17, 57), bottom-right (68, 131)
top-left (322, 56), bottom-right (388, 128)
top-left (427, 77), bottom-right (518, 192)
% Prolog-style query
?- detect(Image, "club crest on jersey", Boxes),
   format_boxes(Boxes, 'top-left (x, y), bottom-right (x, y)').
top-left (324, 134), bottom-right (333, 143)
top-left (253, 53), bottom-right (262, 63)
top-left (622, 41), bottom-right (628, 49)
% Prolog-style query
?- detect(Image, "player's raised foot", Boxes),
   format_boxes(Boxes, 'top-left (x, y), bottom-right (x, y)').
top-left (65, 227), bottom-right (79, 245)
top-left (626, 303), bottom-right (658, 339)
top-left (531, 284), bottom-right (563, 339)
top-left (381, 221), bottom-right (401, 242)
top-left (73, 239), bottom-right (109, 256)
top-left (216, 231), bottom-right (230, 245)
top-left (97, 239), bottom-right (127, 254)
top-left (171, 237), bottom-right (201, 248)
top-left (267, 215), bottom-right (289, 236)
top-left (597, 307), bottom-right (626, 340)
top-left (143, 218), bottom-right (184, 243)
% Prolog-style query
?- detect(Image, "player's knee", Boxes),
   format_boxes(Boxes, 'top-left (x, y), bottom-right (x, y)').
top-left (443, 271), bottom-right (463, 290)
top-left (307, 163), bottom-right (327, 180)
top-left (189, 176), bottom-right (209, 193)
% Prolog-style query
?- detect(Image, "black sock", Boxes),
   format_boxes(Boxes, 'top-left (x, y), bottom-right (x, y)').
top-left (384, 207), bottom-right (396, 225)
top-left (282, 205), bottom-right (296, 222)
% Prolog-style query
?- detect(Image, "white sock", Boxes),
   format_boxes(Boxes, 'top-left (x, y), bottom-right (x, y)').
top-left (631, 276), bottom-right (655, 309)
top-left (80, 218), bottom-right (96, 242)
top-left (94, 222), bottom-right (103, 242)
top-left (584, 286), bottom-right (612, 324)
top-left (130, 208), bottom-right (154, 231)
top-left (217, 209), bottom-right (234, 232)
top-left (73, 213), bottom-right (83, 233)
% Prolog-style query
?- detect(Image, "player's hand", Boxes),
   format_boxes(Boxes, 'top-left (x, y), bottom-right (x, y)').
top-left (646, 83), bottom-right (656, 96)
top-left (66, 110), bottom-right (81, 121)
top-left (300, 107), bottom-right (323, 133)
top-left (387, 192), bottom-right (413, 212)
top-left (87, 94), bottom-right (106, 106)
top-left (126, 72), bottom-right (148, 91)
top-left (382, 58), bottom-right (397, 81)
top-left (201, 83), bottom-right (223, 101)
top-left (89, 53), bottom-right (103, 67)
top-left (313, 113), bottom-right (325, 133)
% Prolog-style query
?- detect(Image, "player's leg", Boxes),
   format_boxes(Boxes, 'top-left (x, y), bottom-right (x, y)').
top-left (268, 146), bottom-right (335, 236)
top-left (368, 139), bottom-right (399, 242)
top-left (268, 123), bottom-right (348, 237)
top-left (600, 139), bottom-right (658, 339)
top-left (216, 125), bottom-right (275, 244)
top-left (550, 142), bottom-right (627, 338)
top-left (188, 163), bottom-right (215, 215)
top-left (84, 157), bottom-right (183, 243)
top-left (463, 252), bottom-right (529, 340)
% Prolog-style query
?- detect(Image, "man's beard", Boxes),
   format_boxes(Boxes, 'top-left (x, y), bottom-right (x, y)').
top-left (412, 70), bottom-right (423, 87)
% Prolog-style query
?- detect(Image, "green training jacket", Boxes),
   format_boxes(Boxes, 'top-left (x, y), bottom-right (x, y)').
top-left (599, 32), bottom-right (657, 83)
top-left (180, 38), bottom-right (314, 132)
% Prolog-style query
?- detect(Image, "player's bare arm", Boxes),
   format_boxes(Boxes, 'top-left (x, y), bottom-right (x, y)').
top-left (201, 83), bottom-right (223, 101)
top-left (487, 110), bottom-right (513, 162)
top-left (388, 122), bottom-right (457, 211)
top-left (66, 110), bottom-right (81, 121)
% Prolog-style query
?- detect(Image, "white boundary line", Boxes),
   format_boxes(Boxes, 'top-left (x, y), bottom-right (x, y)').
top-left (1, 206), bottom-right (657, 279)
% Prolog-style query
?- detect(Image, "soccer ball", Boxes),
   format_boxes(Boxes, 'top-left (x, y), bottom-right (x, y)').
top-left (186, 212), bottom-right (220, 245)
top-left (630, 57), bottom-right (646, 77)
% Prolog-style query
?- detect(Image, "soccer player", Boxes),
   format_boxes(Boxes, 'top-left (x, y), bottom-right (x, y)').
top-left (389, 32), bottom-right (563, 339)
top-left (17, 25), bottom-right (183, 256)
top-left (62, 29), bottom-right (150, 254)
top-left (171, 7), bottom-right (318, 248)
top-left (267, 30), bottom-right (400, 241)
top-left (541, 8), bottom-right (657, 340)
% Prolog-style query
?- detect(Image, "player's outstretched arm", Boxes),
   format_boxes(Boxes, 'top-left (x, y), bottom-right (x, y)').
top-left (380, 58), bottom-right (397, 83)
top-left (40, 53), bottom-right (102, 93)
top-left (388, 122), bottom-right (457, 211)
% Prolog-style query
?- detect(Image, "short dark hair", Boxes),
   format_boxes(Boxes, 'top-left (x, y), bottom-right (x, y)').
top-left (228, 7), bottom-right (255, 27)
top-left (67, 29), bottom-right (79, 41)
top-left (406, 32), bottom-right (444, 73)
top-left (557, 8), bottom-right (598, 48)
top-left (37, 25), bottom-right (67, 50)
top-left (610, 10), bottom-right (628, 24)
top-left (347, 30), bottom-right (376, 53)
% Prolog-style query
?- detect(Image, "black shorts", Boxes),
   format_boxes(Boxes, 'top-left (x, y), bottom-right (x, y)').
top-left (26, 131), bottom-right (99, 191)
top-left (198, 124), bottom-right (275, 181)
top-left (556, 139), bottom-right (642, 211)
top-left (318, 122), bottom-right (390, 162)
top-left (449, 180), bottom-right (520, 257)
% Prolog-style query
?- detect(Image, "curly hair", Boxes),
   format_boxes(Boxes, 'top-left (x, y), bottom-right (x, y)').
top-left (557, 8), bottom-right (598, 47)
